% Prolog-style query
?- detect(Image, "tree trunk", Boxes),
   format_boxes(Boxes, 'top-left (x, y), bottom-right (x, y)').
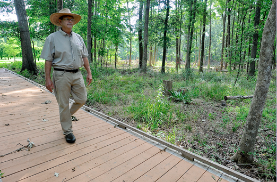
top-left (199, 0), bottom-right (207, 73)
top-left (149, 46), bottom-right (152, 66)
top-left (163, 80), bottom-right (172, 96)
top-left (176, 36), bottom-right (179, 72)
top-left (234, 13), bottom-right (246, 86)
top-left (229, 0), bottom-right (237, 71)
top-left (14, 0), bottom-right (37, 74)
top-left (231, 0), bottom-right (276, 164)
top-left (57, 0), bottom-right (63, 11)
top-left (249, 0), bottom-right (261, 76)
top-left (197, 23), bottom-right (202, 68)
top-left (49, 0), bottom-right (56, 33)
top-left (220, 11), bottom-right (226, 70)
top-left (93, 0), bottom-right (97, 65)
top-left (185, 0), bottom-right (197, 70)
top-left (32, 40), bottom-right (36, 64)
top-left (115, 45), bottom-right (118, 69)
top-left (138, 0), bottom-right (143, 69)
top-left (87, 0), bottom-right (93, 63)
top-left (161, 0), bottom-right (170, 74)
top-left (153, 44), bottom-right (157, 66)
top-left (208, 0), bottom-right (212, 70)
top-left (142, 0), bottom-right (150, 73)
top-left (127, 0), bottom-right (132, 67)
top-left (225, 0), bottom-right (231, 69)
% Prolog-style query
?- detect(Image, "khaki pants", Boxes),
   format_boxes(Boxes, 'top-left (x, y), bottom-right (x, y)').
top-left (53, 70), bottom-right (87, 135)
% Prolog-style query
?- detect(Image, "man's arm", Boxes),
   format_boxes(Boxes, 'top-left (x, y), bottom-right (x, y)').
top-left (45, 60), bottom-right (54, 92)
top-left (83, 57), bottom-right (92, 86)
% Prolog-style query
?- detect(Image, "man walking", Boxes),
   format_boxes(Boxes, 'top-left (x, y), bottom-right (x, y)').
top-left (41, 8), bottom-right (92, 143)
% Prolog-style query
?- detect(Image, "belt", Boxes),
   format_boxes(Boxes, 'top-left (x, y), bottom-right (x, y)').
top-left (54, 68), bottom-right (79, 73)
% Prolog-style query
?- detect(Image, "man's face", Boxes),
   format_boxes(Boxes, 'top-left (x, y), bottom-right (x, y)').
top-left (59, 16), bottom-right (74, 29)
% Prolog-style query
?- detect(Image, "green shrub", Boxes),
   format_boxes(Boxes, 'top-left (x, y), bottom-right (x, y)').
top-left (127, 85), bottom-right (170, 130)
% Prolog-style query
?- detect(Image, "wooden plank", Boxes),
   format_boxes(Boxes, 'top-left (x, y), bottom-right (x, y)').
top-left (198, 170), bottom-right (229, 182)
top-left (156, 159), bottom-right (194, 182)
top-left (112, 151), bottom-right (172, 182)
top-left (20, 136), bottom-right (144, 182)
top-left (2, 131), bottom-right (130, 181)
top-left (177, 165), bottom-right (208, 182)
top-left (69, 144), bottom-right (157, 181)
top-left (134, 155), bottom-right (183, 182)
top-left (0, 124), bottom-right (117, 163)
top-left (93, 147), bottom-right (168, 182)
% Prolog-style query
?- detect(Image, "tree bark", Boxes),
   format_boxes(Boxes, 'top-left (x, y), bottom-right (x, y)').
top-left (94, 0), bottom-right (97, 65)
top-left (14, 0), bottom-right (37, 74)
top-left (163, 80), bottom-right (172, 96)
top-left (249, 0), bottom-right (261, 76)
top-left (57, 0), bottom-right (63, 11)
top-left (229, 0), bottom-right (236, 71)
top-left (127, 0), bottom-right (132, 67)
top-left (197, 23), bottom-right (202, 68)
top-left (225, 0), bottom-right (231, 69)
top-left (49, 0), bottom-right (56, 33)
top-left (185, 0), bottom-right (197, 70)
top-left (87, 0), bottom-right (93, 63)
top-left (234, 13), bottom-right (246, 86)
top-left (199, 0), bottom-right (207, 73)
top-left (220, 11), bottom-right (226, 70)
top-left (208, 0), bottom-right (212, 70)
top-left (231, 0), bottom-right (276, 164)
top-left (142, 0), bottom-right (150, 73)
top-left (161, 0), bottom-right (170, 74)
top-left (138, 0), bottom-right (143, 69)
top-left (115, 45), bottom-right (118, 69)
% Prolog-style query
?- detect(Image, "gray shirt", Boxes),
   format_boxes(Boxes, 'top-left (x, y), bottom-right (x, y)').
top-left (40, 29), bottom-right (88, 70)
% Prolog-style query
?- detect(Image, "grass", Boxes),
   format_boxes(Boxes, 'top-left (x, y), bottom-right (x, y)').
top-left (0, 61), bottom-right (276, 181)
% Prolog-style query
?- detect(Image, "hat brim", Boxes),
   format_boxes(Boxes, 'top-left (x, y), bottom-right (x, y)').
top-left (50, 13), bottom-right (81, 26)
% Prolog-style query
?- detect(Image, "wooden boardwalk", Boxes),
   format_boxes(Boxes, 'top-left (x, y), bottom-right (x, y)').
top-left (0, 68), bottom-right (252, 182)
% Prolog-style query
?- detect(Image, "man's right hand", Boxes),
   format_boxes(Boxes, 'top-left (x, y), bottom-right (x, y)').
top-left (46, 78), bottom-right (54, 92)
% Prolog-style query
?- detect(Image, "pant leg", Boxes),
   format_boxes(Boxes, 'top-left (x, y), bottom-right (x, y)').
top-left (53, 71), bottom-right (73, 135)
top-left (70, 71), bottom-right (87, 115)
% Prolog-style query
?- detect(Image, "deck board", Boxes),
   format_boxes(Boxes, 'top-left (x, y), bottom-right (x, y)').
top-left (0, 68), bottom-right (241, 182)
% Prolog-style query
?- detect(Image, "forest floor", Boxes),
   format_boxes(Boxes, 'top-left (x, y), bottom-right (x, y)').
top-left (91, 93), bottom-right (276, 182)
top-left (0, 61), bottom-right (276, 182)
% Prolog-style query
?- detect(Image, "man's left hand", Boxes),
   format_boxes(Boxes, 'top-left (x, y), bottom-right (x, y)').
top-left (86, 73), bottom-right (92, 86)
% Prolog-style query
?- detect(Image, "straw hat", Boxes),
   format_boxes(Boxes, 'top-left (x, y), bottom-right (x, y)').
top-left (50, 8), bottom-right (81, 26)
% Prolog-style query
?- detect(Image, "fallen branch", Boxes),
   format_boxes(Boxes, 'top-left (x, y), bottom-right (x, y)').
top-left (0, 138), bottom-right (35, 157)
top-left (224, 95), bottom-right (253, 101)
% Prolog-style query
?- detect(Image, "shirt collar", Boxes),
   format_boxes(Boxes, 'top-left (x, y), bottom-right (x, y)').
top-left (59, 29), bottom-right (72, 36)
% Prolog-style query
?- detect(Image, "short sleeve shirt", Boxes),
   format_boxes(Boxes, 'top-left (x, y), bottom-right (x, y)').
top-left (40, 29), bottom-right (88, 70)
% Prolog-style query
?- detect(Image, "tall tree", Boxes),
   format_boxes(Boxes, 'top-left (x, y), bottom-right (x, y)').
top-left (142, 0), bottom-right (150, 73)
top-left (161, 0), bottom-right (170, 73)
top-left (199, 0), bottom-right (207, 72)
top-left (231, 0), bottom-right (276, 164)
top-left (87, 0), bottom-right (93, 63)
top-left (207, 0), bottom-right (212, 69)
top-left (14, 0), bottom-right (37, 74)
top-left (248, 0), bottom-right (261, 76)
top-left (127, 0), bottom-right (132, 66)
top-left (220, 10), bottom-right (226, 70)
top-left (225, 0), bottom-right (231, 69)
top-left (94, 0), bottom-right (97, 65)
top-left (138, 0), bottom-right (143, 69)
